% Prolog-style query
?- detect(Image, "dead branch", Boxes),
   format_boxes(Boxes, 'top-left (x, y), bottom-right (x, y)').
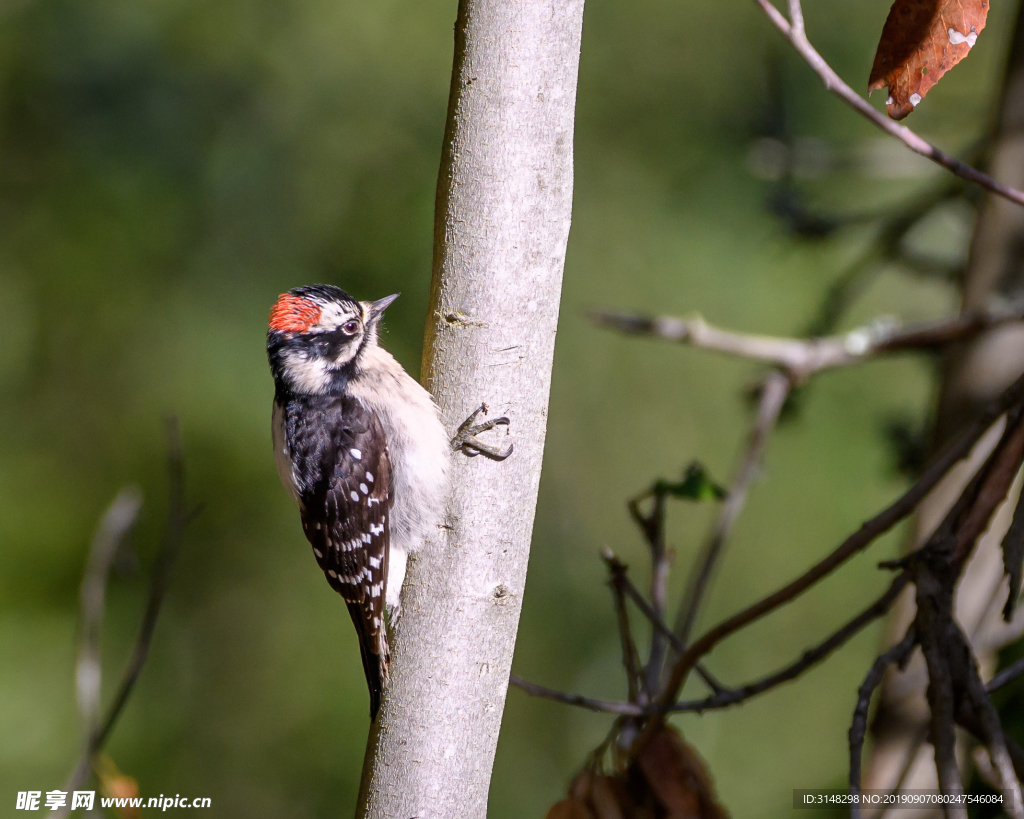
top-left (988, 657), bottom-right (1024, 693)
top-left (603, 551), bottom-right (724, 694)
top-left (892, 407), bottom-right (1024, 817)
top-left (849, 628), bottom-right (918, 818)
top-left (672, 573), bottom-right (911, 714)
top-left (75, 489), bottom-right (143, 740)
top-left (509, 675), bottom-right (646, 717)
top-left (592, 308), bottom-right (1021, 382)
top-left (605, 552), bottom-right (644, 703)
top-left (964, 661), bottom-right (1024, 817)
top-left (511, 571), bottom-right (909, 718)
top-left (61, 420), bottom-right (189, 805)
top-left (642, 490), bottom-right (670, 697)
top-left (524, 350), bottom-right (1024, 819)
top-left (652, 370), bottom-right (1024, 726)
top-left (674, 372), bottom-right (790, 647)
top-left (517, 370), bottom-right (1024, 759)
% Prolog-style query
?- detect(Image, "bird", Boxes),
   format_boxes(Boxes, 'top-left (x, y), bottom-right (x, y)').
top-left (266, 284), bottom-right (451, 718)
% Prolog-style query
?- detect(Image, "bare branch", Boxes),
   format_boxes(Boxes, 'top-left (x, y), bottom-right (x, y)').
top-left (988, 657), bottom-right (1024, 693)
top-left (673, 572), bottom-right (909, 714)
top-left (919, 629), bottom-right (966, 813)
top-left (651, 369), bottom-right (1024, 733)
top-left (914, 571), bottom-right (1018, 817)
top-left (644, 492), bottom-right (670, 697)
top-left (510, 572), bottom-right (909, 718)
top-left (592, 308), bottom-right (1021, 381)
top-left (603, 551), bottom-right (644, 702)
top-left (76, 489), bottom-right (143, 737)
top-left (755, 0), bottom-right (1024, 209)
top-left (849, 628), bottom-right (918, 818)
top-left (604, 550), bottom-right (724, 694)
top-left (786, 0), bottom-right (803, 36)
top-left (508, 674), bottom-right (645, 716)
top-left (623, 480), bottom-right (678, 697)
top-left (692, 662), bottom-right (729, 697)
top-left (964, 658), bottom-right (1024, 818)
top-left (802, 175), bottom-right (967, 338)
top-left (674, 372), bottom-right (790, 648)
top-left (904, 405), bottom-right (1024, 819)
top-left (62, 420), bottom-right (188, 803)
top-left (950, 411), bottom-right (1024, 570)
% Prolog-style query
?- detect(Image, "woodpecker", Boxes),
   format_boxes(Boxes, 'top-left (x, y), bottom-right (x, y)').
top-left (267, 284), bottom-right (451, 718)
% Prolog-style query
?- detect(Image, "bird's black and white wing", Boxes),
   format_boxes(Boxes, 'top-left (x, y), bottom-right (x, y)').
top-left (295, 395), bottom-right (392, 718)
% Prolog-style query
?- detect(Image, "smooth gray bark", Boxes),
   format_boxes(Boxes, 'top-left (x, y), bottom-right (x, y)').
top-left (356, 1), bottom-right (584, 817)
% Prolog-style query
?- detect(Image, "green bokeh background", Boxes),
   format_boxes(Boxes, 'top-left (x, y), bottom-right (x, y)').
top-left (0, 0), bottom-right (1015, 816)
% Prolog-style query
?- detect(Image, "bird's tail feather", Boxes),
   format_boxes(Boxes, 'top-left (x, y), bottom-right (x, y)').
top-left (347, 602), bottom-right (390, 719)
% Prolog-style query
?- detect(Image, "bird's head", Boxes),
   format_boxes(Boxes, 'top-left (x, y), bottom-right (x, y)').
top-left (267, 284), bottom-right (398, 395)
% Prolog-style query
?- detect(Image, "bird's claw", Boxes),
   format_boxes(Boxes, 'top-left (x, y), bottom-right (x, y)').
top-left (452, 403), bottom-right (514, 461)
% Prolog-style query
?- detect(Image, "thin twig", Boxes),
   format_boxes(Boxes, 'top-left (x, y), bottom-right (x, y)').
top-left (806, 252), bottom-right (890, 345)
top-left (989, 657), bottom-right (1024, 693)
top-left (878, 584), bottom-right (1012, 819)
top-left (645, 492), bottom-right (670, 697)
top-left (964, 657), bottom-right (1024, 819)
top-left (671, 573), bottom-right (909, 714)
top-left (604, 551), bottom-right (644, 702)
top-left (950, 409), bottom-right (1024, 571)
top-left (959, 703), bottom-right (1024, 786)
top-left (755, 0), bottom-right (1024, 209)
top-left (870, 407), bottom-right (1024, 818)
top-left (674, 372), bottom-right (791, 649)
top-left (592, 308), bottom-right (1021, 381)
top-left (62, 420), bottom-right (189, 803)
top-left (75, 489), bottom-right (143, 738)
top-left (509, 675), bottom-right (645, 716)
top-left (606, 550), bottom-right (725, 694)
top-left (650, 369), bottom-right (1024, 737)
top-left (918, 621), bottom-right (966, 815)
top-left (802, 175), bottom-right (967, 338)
top-left (510, 572), bottom-right (908, 717)
top-left (849, 628), bottom-right (918, 819)
top-left (692, 662), bottom-right (729, 696)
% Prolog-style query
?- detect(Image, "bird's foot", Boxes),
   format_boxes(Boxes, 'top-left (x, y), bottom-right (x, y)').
top-left (451, 403), bottom-right (513, 461)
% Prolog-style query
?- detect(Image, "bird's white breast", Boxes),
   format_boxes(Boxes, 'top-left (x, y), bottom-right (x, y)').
top-left (348, 345), bottom-right (450, 555)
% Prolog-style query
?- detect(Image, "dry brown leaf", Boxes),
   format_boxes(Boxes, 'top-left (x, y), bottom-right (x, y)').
top-left (590, 775), bottom-right (627, 819)
top-left (569, 770), bottom-right (595, 804)
top-left (868, 0), bottom-right (990, 120)
top-left (546, 727), bottom-right (728, 819)
top-left (633, 726), bottom-right (729, 819)
top-left (545, 799), bottom-right (597, 819)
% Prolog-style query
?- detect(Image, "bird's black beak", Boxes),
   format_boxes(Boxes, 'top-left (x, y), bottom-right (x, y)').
top-left (369, 293), bottom-right (399, 321)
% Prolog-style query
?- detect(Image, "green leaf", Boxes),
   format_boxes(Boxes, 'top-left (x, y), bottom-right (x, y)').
top-left (654, 461), bottom-right (726, 502)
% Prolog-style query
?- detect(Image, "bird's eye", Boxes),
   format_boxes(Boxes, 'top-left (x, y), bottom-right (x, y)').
top-left (341, 320), bottom-right (360, 336)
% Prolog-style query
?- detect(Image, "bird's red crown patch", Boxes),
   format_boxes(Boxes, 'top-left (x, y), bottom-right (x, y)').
top-left (269, 294), bottom-right (322, 333)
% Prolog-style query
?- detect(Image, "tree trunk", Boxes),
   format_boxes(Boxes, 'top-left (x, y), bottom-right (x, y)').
top-left (864, 2), bottom-right (1024, 806)
top-left (355, 2), bottom-right (585, 817)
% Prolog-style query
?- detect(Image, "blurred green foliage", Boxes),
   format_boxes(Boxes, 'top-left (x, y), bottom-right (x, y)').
top-left (0, 0), bottom-right (1017, 816)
